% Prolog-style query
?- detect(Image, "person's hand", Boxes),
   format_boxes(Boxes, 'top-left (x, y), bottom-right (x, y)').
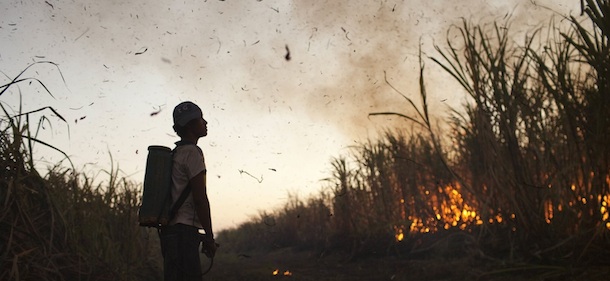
top-left (201, 236), bottom-right (218, 258)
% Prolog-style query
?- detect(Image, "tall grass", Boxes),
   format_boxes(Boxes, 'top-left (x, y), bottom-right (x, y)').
top-left (3, 1), bottom-right (607, 279)
top-left (218, 0), bottom-right (610, 268)
top-left (1, 62), bottom-right (162, 280)
top-left (432, 0), bottom-right (610, 260)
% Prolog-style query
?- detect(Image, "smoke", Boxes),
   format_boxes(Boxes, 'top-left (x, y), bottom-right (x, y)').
top-left (279, 0), bottom-right (478, 139)
top-left (277, 0), bottom-right (580, 140)
top-left (7, 0), bottom-right (580, 141)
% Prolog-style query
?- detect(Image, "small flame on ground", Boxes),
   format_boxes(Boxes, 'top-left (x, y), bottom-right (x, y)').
top-left (272, 269), bottom-right (293, 277)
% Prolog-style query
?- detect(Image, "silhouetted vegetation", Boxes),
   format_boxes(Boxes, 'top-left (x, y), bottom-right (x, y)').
top-left (2, 1), bottom-right (609, 280)
top-left (218, 0), bottom-right (610, 276)
top-left (1, 62), bottom-right (162, 280)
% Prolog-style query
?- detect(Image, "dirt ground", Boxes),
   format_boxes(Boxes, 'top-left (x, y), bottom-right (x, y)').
top-left (202, 248), bottom-right (610, 281)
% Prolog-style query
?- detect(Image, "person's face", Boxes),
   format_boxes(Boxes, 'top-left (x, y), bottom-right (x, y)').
top-left (187, 117), bottom-right (208, 138)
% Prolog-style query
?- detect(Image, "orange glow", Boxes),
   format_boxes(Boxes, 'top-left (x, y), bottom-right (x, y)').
top-left (406, 183), bottom-right (480, 233)
top-left (394, 226), bottom-right (405, 242)
top-left (545, 199), bottom-right (553, 224)
top-left (602, 194), bottom-right (610, 230)
top-left (394, 183), bottom-right (610, 237)
top-left (272, 269), bottom-right (292, 276)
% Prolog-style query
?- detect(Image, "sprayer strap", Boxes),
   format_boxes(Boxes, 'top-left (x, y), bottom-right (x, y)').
top-left (169, 185), bottom-right (191, 219)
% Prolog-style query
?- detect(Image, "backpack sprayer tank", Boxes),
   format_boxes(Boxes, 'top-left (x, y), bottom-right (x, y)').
top-left (139, 145), bottom-right (173, 227)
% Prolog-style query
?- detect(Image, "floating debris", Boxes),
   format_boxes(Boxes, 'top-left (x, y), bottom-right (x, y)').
top-left (135, 47), bottom-right (148, 55)
top-left (284, 45), bottom-right (291, 61)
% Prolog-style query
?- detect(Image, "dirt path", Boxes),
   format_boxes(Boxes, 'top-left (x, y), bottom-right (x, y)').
top-left (202, 248), bottom-right (610, 281)
top-left (206, 248), bottom-right (485, 281)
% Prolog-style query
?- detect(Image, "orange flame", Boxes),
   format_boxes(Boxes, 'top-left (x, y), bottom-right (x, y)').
top-left (394, 226), bottom-right (404, 242)
top-left (272, 269), bottom-right (293, 277)
top-left (394, 181), bottom-right (610, 238)
top-left (402, 183), bottom-right (482, 234)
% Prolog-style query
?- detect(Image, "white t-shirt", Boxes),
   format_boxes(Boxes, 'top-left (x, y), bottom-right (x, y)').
top-left (169, 144), bottom-right (206, 228)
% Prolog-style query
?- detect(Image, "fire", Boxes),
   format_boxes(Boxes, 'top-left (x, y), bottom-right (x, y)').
top-left (394, 226), bottom-right (404, 242)
top-left (394, 182), bottom-right (610, 238)
top-left (403, 183), bottom-right (482, 234)
top-left (545, 199), bottom-right (554, 224)
top-left (602, 194), bottom-right (610, 230)
top-left (272, 269), bottom-right (293, 277)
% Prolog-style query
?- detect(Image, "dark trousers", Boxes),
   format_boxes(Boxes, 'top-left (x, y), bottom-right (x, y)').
top-left (160, 224), bottom-right (202, 281)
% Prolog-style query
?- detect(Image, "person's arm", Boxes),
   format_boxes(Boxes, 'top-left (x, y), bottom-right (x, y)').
top-left (189, 171), bottom-right (213, 238)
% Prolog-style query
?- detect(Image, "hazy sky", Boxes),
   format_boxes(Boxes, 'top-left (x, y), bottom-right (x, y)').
top-left (1, 0), bottom-right (579, 231)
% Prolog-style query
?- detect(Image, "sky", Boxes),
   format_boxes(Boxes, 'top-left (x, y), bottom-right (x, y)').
top-left (1, 0), bottom-right (580, 231)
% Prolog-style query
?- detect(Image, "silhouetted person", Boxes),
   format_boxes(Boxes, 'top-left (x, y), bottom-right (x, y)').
top-left (160, 101), bottom-right (216, 281)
